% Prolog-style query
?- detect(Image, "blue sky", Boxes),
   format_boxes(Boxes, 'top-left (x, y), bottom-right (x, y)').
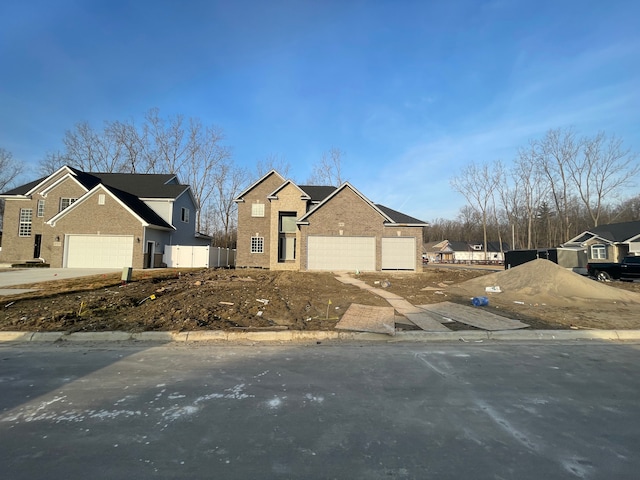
top-left (1, 0), bottom-right (639, 221)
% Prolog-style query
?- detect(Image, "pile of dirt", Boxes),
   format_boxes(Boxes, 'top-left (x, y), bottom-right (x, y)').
top-left (449, 259), bottom-right (640, 307)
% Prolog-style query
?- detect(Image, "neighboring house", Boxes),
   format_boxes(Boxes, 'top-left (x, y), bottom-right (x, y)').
top-left (0, 166), bottom-right (209, 268)
top-left (563, 220), bottom-right (640, 264)
top-left (234, 171), bottom-right (428, 272)
top-left (423, 240), bottom-right (508, 264)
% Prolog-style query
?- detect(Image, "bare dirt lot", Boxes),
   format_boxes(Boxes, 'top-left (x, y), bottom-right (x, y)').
top-left (1, 260), bottom-right (640, 333)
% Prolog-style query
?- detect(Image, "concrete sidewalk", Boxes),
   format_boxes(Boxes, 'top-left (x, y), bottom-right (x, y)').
top-left (1, 329), bottom-right (640, 343)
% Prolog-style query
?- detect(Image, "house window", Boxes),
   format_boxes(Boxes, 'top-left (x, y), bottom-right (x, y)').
top-left (59, 198), bottom-right (77, 212)
top-left (37, 199), bottom-right (45, 217)
top-left (591, 244), bottom-right (607, 259)
top-left (279, 213), bottom-right (297, 233)
top-left (181, 207), bottom-right (190, 223)
top-left (19, 208), bottom-right (33, 237)
top-left (251, 203), bottom-right (265, 217)
top-left (251, 236), bottom-right (264, 254)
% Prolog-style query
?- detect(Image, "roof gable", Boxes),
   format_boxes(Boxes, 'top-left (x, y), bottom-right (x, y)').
top-left (268, 180), bottom-right (310, 200)
top-left (47, 185), bottom-right (174, 230)
top-left (565, 220), bottom-right (640, 245)
top-left (297, 185), bottom-right (337, 203)
top-left (234, 170), bottom-right (286, 202)
top-left (298, 182), bottom-right (392, 223)
top-left (26, 166), bottom-right (81, 196)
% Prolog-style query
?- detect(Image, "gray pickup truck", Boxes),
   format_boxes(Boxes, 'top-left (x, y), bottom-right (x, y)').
top-left (587, 255), bottom-right (640, 282)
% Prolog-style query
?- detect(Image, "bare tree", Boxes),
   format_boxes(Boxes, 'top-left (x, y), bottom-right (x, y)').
top-left (37, 109), bottom-right (238, 240)
top-left (456, 206), bottom-right (484, 243)
top-left (61, 121), bottom-right (127, 172)
top-left (611, 193), bottom-right (640, 223)
top-left (450, 161), bottom-right (500, 259)
top-left (537, 128), bottom-right (581, 242)
top-left (307, 147), bottom-right (345, 186)
top-left (0, 148), bottom-right (24, 231)
top-left (181, 119), bottom-right (231, 232)
top-left (256, 154), bottom-right (291, 179)
top-left (107, 119), bottom-right (150, 173)
top-left (144, 108), bottom-right (188, 174)
top-left (205, 162), bottom-right (248, 247)
top-left (0, 148), bottom-right (23, 192)
top-left (513, 143), bottom-right (552, 248)
top-left (567, 132), bottom-right (639, 226)
top-left (39, 151), bottom-right (70, 175)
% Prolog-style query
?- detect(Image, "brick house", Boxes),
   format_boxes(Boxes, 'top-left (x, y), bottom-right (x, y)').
top-left (0, 166), bottom-right (209, 268)
top-left (234, 170), bottom-right (428, 271)
top-left (563, 220), bottom-right (640, 263)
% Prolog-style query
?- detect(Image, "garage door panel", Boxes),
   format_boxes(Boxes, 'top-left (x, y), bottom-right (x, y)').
top-left (66, 235), bottom-right (134, 268)
top-left (382, 237), bottom-right (416, 270)
top-left (308, 236), bottom-right (375, 271)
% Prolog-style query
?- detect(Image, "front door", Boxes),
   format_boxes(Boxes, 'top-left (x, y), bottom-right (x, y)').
top-left (146, 241), bottom-right (154, 268)
top-left (33, 234), bottom-right (42, 259)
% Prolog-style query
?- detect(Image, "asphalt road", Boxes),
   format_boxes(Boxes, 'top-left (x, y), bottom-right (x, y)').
top-left (1, 341), bottom-right (639, 479)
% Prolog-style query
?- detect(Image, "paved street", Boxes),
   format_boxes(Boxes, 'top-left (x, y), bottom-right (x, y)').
top-left (1, 341), bottom-right (639, 479)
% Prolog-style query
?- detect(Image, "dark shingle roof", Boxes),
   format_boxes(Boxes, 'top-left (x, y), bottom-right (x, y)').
top-left (375, 204), bottom-right (427, 225)
top-left (88, 172), bottom-right (186, 198)
top-left (298, 185), bottom-right (337, 202)
top-left (106, 186), bottom-right (174, 229)
top-left (587, 220), bottom-right (640, 242)
top-left (2, 168), bottom-right (187, 200)
top-left (2, 167), bottom-right (185, 229)
top-left (1, 177), bottom-right (45, 195)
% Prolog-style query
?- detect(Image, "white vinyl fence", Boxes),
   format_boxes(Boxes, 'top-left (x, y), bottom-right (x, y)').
top-left (163, 246), bottom-right (236, 268)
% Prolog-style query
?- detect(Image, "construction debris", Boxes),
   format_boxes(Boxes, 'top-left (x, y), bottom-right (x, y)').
top-left (335, 304), bottom-right (396, 335)
top-left (419, 302), bottom-right (529, 331)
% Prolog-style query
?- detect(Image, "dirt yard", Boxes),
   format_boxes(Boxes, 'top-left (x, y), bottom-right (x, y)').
top-left (1, 260), bottom-right (640, 333)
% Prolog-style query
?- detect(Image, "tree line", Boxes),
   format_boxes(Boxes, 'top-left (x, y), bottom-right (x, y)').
top-left (0, 109), bottom-right (348, 248)
top-left (439, 128), bottom-right (639, 253)
top-left (2, 117), bottom-right (637, 252)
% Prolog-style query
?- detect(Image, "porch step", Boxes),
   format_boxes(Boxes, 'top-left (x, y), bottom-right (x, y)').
top-left (11, 261), bottom-right (51, 268)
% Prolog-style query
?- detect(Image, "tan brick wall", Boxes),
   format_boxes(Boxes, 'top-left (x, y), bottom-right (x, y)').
top-left (299, 187), bottom-right (423, 271)
top-left (235, 173), bottom-right (284, 268)
top-left (0, 175), bottom-right (89, 264)
top-left (268, 183), bottom-right (307, 270)
top-left (49, 187), bottom-right (145, 267)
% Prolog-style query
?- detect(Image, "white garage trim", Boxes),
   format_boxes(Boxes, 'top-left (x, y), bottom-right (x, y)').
top-left (307, 236), bottom-right (376, 271)
top-left (64, 234), bottom-right (134, 268)
top-left (382, 237), bottom-right (416, 271)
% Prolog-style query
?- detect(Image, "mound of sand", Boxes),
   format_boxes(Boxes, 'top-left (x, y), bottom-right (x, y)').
top-left (449, 259), bottom-right (640, 307)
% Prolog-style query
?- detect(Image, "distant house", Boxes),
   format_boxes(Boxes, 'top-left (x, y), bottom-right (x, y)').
top-left (563, 220), bottom-right (640, 264)
top-left (0, 166), bottom-right (209, 268)
top-left (423, 240), bottom-right (508, 264)
top-left (234, 170), bottom-right (428, 272)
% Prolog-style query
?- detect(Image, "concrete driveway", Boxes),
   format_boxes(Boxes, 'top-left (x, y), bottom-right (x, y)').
top-left (0, 268), bottom-right (121, 295)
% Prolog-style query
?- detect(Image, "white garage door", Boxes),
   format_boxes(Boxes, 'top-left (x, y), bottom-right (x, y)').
top-left (307, 236), bottom-right (376, 271)
top-left (65, 235), bottom-right (134, 268)
top-left (382, 237), bottom-right (416, 270)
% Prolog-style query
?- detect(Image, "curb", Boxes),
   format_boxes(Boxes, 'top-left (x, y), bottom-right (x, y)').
top-left (1, 329), bottom-right (640, 344)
